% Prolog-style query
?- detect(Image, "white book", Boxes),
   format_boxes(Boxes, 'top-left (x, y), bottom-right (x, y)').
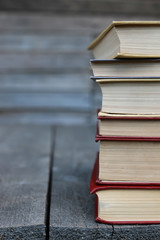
top-left (88, 21), bottom-right (160, 59)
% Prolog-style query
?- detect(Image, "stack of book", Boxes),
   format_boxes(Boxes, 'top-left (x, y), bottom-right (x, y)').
top-left (88, 21), bottom-right (160, 224)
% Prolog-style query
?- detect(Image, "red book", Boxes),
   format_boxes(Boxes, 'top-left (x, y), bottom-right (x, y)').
top-left (95, 124), bottom-right (160, 184)
top-left (97, 110), bottom-right (160, 138)
top-left (90, 156), bottom-right (160, 224)
top-left (93, 153), bottom-right (160, 186)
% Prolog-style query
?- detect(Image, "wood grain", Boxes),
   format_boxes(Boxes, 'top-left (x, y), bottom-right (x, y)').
top-left (0, 92), bottom-right (91, 111)
top-left (0, 126), bottom-right (52, 239)
top-left (0, 53), bottom-right (89, 72)
top-left (0, 14), bottom-right (157, 34)
top-left (50, 125), bottom-right (113, 239)
top-left (0, 13), bottom-right (158, 125)
top-left (113, 225), bottom-right (160, 240)
top-left (0, 14), bottom-right (95, 33)
top-left (0, 13), bottom-right (93, 125)
top-left (0, 34), bottom-right (91, 53)
top-left (0, 0), bottom-right (160, 16)
top-left (0, 111), bottom-right (93, 125)
top-left (50, 125), bottom-right (160, 239)
top-left (0, 73), bottom-right (91, 92)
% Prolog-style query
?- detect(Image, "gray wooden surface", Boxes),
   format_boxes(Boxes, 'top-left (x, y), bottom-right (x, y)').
top-left (0, 125), bottom-right (52, 240)
top-left (0, 13), bottom-right (95, 125)
top-left (0, 0), bottom-right (160, 16)
top-left (2, 124), bottom-right (160, 239)
top-left (1, 10), bottom-right (160, 240)
top-left (50, 125), bottom-right (113, 240)
top-left (50, 125), bottom-right (160, 240)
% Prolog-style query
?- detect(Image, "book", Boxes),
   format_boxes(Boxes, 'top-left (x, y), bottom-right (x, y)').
top-left (91, 59), bottom-right (160, 78)
top-left (95, 136), bottom-right (160, 183)
top-left (90, 158), bottom-right (160, 224)
top-left (92, 76), bottom-right (160, 115)
top-left (88, 21), bottom-right (160, 59)
top-left (98, 113), bottom-right (160, 137)
top-left (94, 152), bottom-right (160, 186)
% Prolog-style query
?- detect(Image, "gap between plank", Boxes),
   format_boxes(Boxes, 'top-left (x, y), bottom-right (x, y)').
top-left (45, 126), bottom-right (56, 240)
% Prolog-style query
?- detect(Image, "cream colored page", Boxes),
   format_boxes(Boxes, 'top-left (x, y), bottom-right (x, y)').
top-left (97, 189), bottom-right (160, 221)
top-left (99, 141), bottom-right (160, 182)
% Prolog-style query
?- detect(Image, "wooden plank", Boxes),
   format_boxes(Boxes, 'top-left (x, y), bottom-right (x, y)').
top-left (0, 14), bottom-right (158, 35)
top-left (0, 14), bottom-right (94, 34)
top-left (0, 73), bottom-right (91, 92)
top-left (0, 34), bottom-right (91, 53)
top-left (0, 0), bottom-right (160, 16)
top-left (51, 126), bottom-right (98, 183)
top-left (0, 92), bottom-right (91, 111)
top-left (0, 111), bottom-right (93, 125)
top-left (0, 125), bottom-right (51, 154)
top-left (112, 225), bottom-right (160, 240)
top-left (50, 125), bottom-right (113, 239)
top-left (50, 125), bottom-right (160, 239)
top-left (0, 53), bottom-right (89, 72)
top-left (0, 126), bottom-right (52, 239)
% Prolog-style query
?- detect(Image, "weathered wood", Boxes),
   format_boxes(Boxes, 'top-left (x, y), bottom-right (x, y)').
top-left (50, 125), bottom-right (113, 239)
top-left (112, 225), bottom-right (160, 240)
top-left (50, 181), bottom-right (113, 240)
top-left (0, 126), bottom-right (52, 239)
top-left (0, 73), bottom-right (91, 92)
top-left (0, 12), bottom-right (91, 34)
top-left (50, 125), bottom-right (160, 239)
top-left (0, 34), bottom-right (91, 53)
top-left (51, 125), bottom-right (98, 183)
top-left (0, 0), bottom-right (160, 16)
top-left (0, 92), bottom-right (91, 110)
top-left (0, 126), bottom-right (51, 153)
top-left (0, 14), bottom-right (158, 35)
top-left (0, 111), bottom-right (93, 125)
top-left (0, 14), bottom-right (95, 33)
top-left (0, 53), bottom-right (89, 72)
top-left (0, 14), bottom-right (93, 122)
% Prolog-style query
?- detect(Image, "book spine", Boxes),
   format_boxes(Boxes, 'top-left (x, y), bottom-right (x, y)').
top-left (95, 135), bottom-right (160, 142)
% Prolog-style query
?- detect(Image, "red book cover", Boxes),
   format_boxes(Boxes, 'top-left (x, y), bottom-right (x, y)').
top-left (90, 153), bottom-right (160, 189)
top-left (90, 155), bottom-right (160, 224)
top-left (96, 109), bottom-right (160, 141)
top-left (95, 123), bottom-right (160, 142)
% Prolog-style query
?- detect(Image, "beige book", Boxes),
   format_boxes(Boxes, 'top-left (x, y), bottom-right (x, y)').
top-left (96, 78), bottom-right (160, 114)
top-left (96, 189), bottom-right (160, 223)
top-left (99, 140), bottom-right (160, 183)
top-left (88, 21), bottom-right (160, 59)
top-left (91, 59), bottom-right (160, 78)
top-left (98, 117), bottom-right (160, 137)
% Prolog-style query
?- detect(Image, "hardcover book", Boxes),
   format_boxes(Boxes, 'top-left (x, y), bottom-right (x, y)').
top-left (95, 134), bottom-right (160, 183)
top-left (88, 21), bottom-right (160, 59)
top-left (91, 75), bottom-right (160, 115)
top-left (90, 157), bottom-right (160, 224)
top-left (94, 152), bottom-right (160, 186)
top-left (97, 113), bottom-right (160, 137)
top-left (90, 59), bottom-right (160, 78)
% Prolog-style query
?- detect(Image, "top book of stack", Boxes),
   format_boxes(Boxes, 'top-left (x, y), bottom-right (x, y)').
top-left (88, 21), bottom-right (160, 59)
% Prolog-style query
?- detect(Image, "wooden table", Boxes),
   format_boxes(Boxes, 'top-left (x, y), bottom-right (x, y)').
top-left (1, 124), bottom-right (160, 240)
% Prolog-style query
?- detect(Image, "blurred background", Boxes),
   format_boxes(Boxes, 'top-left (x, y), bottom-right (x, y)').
top-left (0, 0), bottom-right (160, 126)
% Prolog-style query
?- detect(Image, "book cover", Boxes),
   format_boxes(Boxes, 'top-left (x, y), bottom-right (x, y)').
top-left (92, 153), bottom-right (160, 187)
top-left (88, 21), bottom-right (160, 50)
top-left (88, 21), bottom-right (160, 59)
top-left (95, 126), bottom-right (160, 142)
top-left (90, 155), bottom-right (160, 224)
